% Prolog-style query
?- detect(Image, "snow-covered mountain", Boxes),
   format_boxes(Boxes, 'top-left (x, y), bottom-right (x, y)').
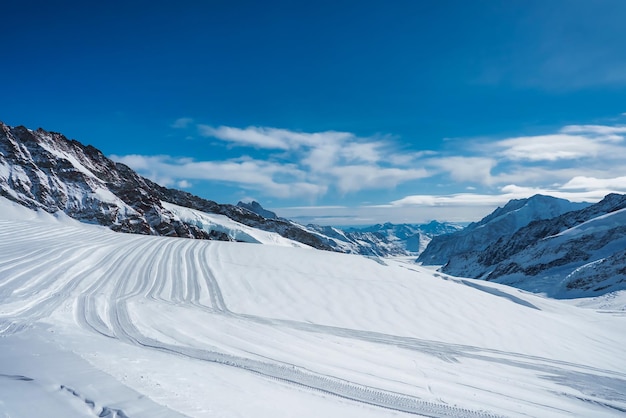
top-left (0, 122), bottom-right (334, 249)
top-left (444, 193), bottom-right (626, 297)
top-left (0, 121), bottom-right (461, 256)
top-left (418, 194), bottom-right (589, 265)
top-left (417, 192), bottom-right (626, 297)
top-left (237, 200), bottom-right (279, 219)
top-left (234, 199), bottom-right (463, 256)
top-left (2, 195), bottom-right (625, 417)
top-left (235, 198), bottom-right (464, 256)
top-left (332, 221), bottom-right (464, 256)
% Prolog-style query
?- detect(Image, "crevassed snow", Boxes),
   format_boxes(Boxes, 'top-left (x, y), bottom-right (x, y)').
top-left (163, 201), bottom-right (311, 248)
top-left (1, 196), bottom-right (626, 417)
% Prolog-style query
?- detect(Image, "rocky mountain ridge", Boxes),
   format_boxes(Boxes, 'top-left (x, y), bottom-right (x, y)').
top-left (421, 193), bottom-right (626, 297)
top-left (0, 122), bottom-right (334, 249)
top-left (0, 121), bottom-right (460, 256)
top-left (418, 194), bottom-right (589, 265)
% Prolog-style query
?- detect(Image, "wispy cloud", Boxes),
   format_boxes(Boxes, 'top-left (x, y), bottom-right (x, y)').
top-left (560, 176), bottom-right (626, 192)
top-left (197, 125), bottom-right (353, 150)
top-left (171, 117), bottom-right (194, 129)
top-left (490, 125), bottom-right (626, 162)
top-left (495, 134), bottom-right (603, 161)
top-left (112, 118), bottom-right (626, 223)
top-left (560, 124), bottom-right (626, 138)
top-left (389, 185), bottom-right (613, 209)
top-left (116, 123), bottom-right (431, 200)
top-left (330, 165), bottom-right (429, 194)
top-left (113, 154), bottom-right (325, 199)
top-left (428, 157), bottom-right (497, 184)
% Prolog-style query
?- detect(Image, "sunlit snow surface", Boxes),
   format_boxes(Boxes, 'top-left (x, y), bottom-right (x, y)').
top-left (1, 197), bottom-right (625, 417)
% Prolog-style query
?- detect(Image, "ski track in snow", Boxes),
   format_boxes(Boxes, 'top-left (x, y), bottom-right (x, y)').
top-left (1, 217), bottom-right (626, 417)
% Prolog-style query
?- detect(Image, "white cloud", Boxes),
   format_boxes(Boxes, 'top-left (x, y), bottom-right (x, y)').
top-left (339, 141), bottom-right (384, 163)
top-left (560, 176), bottom-right (626, 191)
top-left (171, 117), bottom-right (194, 129)
top-left (390, 183), bottom-right (617, 210)
top-left (330, 165), bottom-right (429, 194)
top-left (428, 157), bottom-right (496, 184)
top-left (114, 126), bottom-right (433, 200)
top-left (198, 125), bottom-right (290, 149)
top-left (495, 134), bottom-right (603, 161)
top-left (301, 143), bottom-right (340, 172)
top-left (491, 123), bottom-right (626, 163)
top-left (118, 119), bottom-right (626, 218)
top-left (112, 154), bottom-right (326, 199)
top-left (390, 193), bottom-right (509, 207)
top-left (559, 124), bottom-right (626, 142)
top-left (198, 125), bottom-right (353, 150)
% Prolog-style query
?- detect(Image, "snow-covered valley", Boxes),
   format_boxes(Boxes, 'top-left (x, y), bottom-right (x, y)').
top-left (1, 197), bottom-right (626, 417)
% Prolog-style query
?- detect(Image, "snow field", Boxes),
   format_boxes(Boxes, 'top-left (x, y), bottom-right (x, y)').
top-left (1, 197), bottom-right (625, 417)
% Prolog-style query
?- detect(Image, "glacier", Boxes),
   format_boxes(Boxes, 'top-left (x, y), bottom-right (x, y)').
top-left (1, 196), bottom-right (625, 417)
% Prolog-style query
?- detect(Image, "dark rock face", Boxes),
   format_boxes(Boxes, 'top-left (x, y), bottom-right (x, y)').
top-left (236, 201), bottom-right (278, 219)
top-left (0, 122), bottom-right (333, 249)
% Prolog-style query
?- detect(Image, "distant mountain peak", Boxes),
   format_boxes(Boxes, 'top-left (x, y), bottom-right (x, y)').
top-left (236, 200), bottom-right (278, 219)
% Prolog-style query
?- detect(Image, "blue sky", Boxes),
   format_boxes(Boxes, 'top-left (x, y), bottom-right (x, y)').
top-left (3, 1), bottom-right (626, 225)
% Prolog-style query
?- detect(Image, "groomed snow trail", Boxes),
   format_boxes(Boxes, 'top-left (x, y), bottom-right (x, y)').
top-left (1, 210), bottom-right (626, 417)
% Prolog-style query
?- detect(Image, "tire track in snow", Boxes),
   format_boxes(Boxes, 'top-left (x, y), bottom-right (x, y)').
top-left (199, 243), bottom-right (230, 313)
top-left (0, 222), bottom-right (137, 335)
top-left (183, 242), bottom-right (202, 305)
top-left (110, 296), bottom-right (502, 418)
top-left (75, 235), bottom-right (153, 338)
top-left (93, 240), bottom-right (503, 418)
top-left (0, 218), bottom-right (574, 417)
top-left (0, 246), bottom-right (78, 300)
top-left (145, 238), bottom-right (179, 304)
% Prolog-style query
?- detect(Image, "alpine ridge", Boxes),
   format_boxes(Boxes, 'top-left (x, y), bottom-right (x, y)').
top-left (0, 122), bottom-right (334, 249)
top-left (0, 121), bottom-right (459, 255)
top-left (420, 193), bottom-right (626, 297)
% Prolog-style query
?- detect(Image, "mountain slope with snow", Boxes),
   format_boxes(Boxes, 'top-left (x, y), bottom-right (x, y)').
top-left (1, 121), bottom-right (467, 257)
top-left (303, 221), bottom-right (464, 257)
top-left (445, 193), bottom-right (626, 297)
top-left (1, 196), bottom-right (625, 417)
top-left (0, 121), bottom-right (336, 250)
top-left (418, 195), bottom-right (588, 266)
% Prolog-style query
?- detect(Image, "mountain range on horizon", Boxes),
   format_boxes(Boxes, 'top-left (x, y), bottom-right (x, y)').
top-left (2, 121), bottom-right (625, 298)
top-left (0, 121), bottom-right (461, 257)
top-left (2, 119), bottom-right (626, 417)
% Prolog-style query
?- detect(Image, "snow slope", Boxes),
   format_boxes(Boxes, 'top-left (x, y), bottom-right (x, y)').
top-left (418, 195), bottom-right (587, 266)
top-left (162, 201), bottom-right (311, 248)
top-left (0, 122), bottom-right (335, 249)
top-left (437, 193), bottom-right (626, 298)
top-left (479, 206), bottom-right (626, 297)
top-left (1, 197), bottom-right (625, 417)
